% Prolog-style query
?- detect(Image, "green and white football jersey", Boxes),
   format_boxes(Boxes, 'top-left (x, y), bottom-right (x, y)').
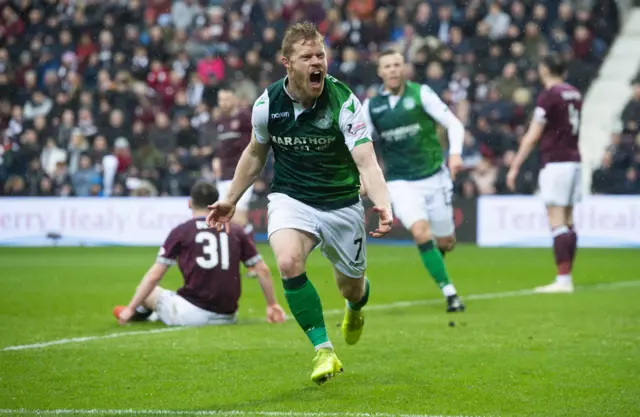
top-left (252, 75), bottom-right (371, 210)
top-left (363, 81), bottom-right (463, 182)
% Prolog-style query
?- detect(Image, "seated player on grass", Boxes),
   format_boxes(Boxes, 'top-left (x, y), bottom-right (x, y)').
top-left (114, 181), bottom-right (286, 326)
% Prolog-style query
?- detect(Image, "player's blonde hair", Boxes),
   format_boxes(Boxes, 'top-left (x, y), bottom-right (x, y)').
top-left (281, 21), bottom-right (324, 59)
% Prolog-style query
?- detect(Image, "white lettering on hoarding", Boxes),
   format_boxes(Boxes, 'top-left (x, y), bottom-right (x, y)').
top-left (478, 196), bottom-right (640, 248)
top-left (0, 198), bottom-right (192, 246)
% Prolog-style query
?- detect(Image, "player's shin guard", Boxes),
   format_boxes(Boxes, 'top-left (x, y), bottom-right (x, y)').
top-left (552, 225), bottom-right (574, 281)
top-left (282, 273), bottom-right (331, 350)
top-left (418, 240), bottom-right (456, 297)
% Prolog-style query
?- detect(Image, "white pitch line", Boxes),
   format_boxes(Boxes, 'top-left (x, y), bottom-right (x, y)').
top-left (0, 409), bottom-right (481, 417)
top-left (2, 280), bottom-right (638, 353)
top-left (1, 327), bottom-right (183, 352)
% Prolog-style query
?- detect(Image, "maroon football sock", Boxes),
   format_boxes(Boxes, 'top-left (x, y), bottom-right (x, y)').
top-left (568, 225), bottom-right (578, 265)
top-left (552, 225), bottom-right (573, 275)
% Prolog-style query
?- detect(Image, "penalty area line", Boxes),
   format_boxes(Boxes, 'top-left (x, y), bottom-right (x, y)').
top-left (0, 409), bottom-right (483, 417)
top-left (2, 280), bottom-right (639, 353)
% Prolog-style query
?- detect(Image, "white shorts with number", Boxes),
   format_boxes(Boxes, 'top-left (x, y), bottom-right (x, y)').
top-left (155, 289), bottom-right (237, 326)
top-left (538, 162), bottom-right (582, 207)
top-left (267, 193), bottom-right (366, 278)
top-left (217, 180), bottom-right (254, 212)
top-left (387, 167), bottom-right (455, 237)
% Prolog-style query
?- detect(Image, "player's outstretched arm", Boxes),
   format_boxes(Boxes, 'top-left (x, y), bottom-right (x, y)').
top-left (253, 260), bottom-right (286, 323)
top-left (207, 134), bottom-right (269, 229)
top-left (224, 135), bottom-right (270, 205)
top-left (208, 90), bottom-right (271, 229)
top-left (340, 94), bottom-right (392, 237)
top-left (351, 142), bottom-right (393, 237)
top-left (118, 263), bottom-right (169, 325)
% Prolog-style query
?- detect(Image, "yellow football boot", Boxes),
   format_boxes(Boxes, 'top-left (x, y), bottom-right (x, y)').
top-left (310, 348), bottom-right (343, 385)
top-left (341, 308), bottom-right (365, 345)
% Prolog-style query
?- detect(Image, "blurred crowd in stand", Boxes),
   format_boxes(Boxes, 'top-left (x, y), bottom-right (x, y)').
top-left (0, 0), bottom-right (626, 199)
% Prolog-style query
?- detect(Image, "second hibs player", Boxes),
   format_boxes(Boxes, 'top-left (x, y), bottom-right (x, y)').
top-left (363, 49), bottom-right (465, 313)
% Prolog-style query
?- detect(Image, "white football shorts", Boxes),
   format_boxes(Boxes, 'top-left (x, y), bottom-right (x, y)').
top-left (155, 289), bottom-right (237, 326)
top-left (538, 162), bottom-right (582, 206)
top-left (387, 167), bottom-right (455, 237)
top-left (266, 192), bottom-right (366, 278)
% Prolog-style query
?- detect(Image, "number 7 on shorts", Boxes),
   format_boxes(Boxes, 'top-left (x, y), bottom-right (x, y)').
top-left (353, 237), bottom-right (363, 261)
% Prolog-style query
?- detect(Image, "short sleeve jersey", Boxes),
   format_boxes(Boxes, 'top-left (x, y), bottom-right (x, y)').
top-left (251, 75), bottom-right (371, 210)
top-left (534, 83), bottom-right (582, 167)
top-left (157, 219), bottom-right (261, 314)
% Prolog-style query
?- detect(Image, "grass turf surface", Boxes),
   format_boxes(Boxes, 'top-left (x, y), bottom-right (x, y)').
top-left (0, 244), bottom-right (639, 417)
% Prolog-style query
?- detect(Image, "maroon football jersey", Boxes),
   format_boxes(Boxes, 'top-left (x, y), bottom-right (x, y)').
top-left (535, 83), bottom-right (582, 167)
top-left (157, 218), bottom-right (261, 314)
top-left (214, 109), bottom-right (252, 180)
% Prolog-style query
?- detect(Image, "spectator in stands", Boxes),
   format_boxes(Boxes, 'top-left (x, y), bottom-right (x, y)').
top-left (484, 2), bottom-right (511, 40)
top-left (0, 0), bottom-right (623, 199)
top-left (621, 79), bottom-right (640, 135)
top-left (621, 167), bottom-right (640, 194)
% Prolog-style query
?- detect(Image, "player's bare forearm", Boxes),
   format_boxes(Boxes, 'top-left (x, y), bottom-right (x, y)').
top-left (360, 164), bottom-right (391, 210)
top-left (513, 121), bottom-right (544, 171)
top-left (126, 263), bottom-right (167, 309)
top-left (254, 261), bottom-right (278, 306)
top-left (226, 136), bottom-right (269, 205)
top-left (352, 142), bottom-right (391, 211)
top-left (513, 135), bottom-right (537, 171)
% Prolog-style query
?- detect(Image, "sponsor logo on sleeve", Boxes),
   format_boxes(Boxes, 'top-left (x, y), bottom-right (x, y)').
top-left (347, 121), bottom-right (367, 136)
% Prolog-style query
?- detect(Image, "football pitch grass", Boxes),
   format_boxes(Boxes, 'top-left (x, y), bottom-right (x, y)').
top-left (0, 244), bottom-right (639, 417)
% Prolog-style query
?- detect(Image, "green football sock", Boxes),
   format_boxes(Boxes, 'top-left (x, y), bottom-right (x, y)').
top-left (418, 240), bottom-right (451, 289)
top-left (282, 273), bottom-right (330, 349)
top-left (347, 277), bottom-right (370, 311)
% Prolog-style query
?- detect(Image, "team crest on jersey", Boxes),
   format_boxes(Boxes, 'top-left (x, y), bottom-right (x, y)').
top-left (403, 97), bottom-right (416, 110)
top-left (217, 124), bottom-right (224, 132)
top-left (312, 108), bottom-right (333, 129)
top-left (230, 119), bottom-right (239, 130)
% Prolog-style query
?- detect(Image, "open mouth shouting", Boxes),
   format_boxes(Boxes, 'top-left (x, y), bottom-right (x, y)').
top-left (309, 70), bottom-right (323, 90)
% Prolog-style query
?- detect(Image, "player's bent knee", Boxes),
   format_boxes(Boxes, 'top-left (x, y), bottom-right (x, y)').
top-left (276, 253), bottom-right (306, 278)
top-left (143, 286), bottom-right (164, 310)
top-left (437, 235), bottom-right (456, 252)
top-left (410, 221), bottom-right (433, 245)
top-left (338, 278), bottom-right (365, 303)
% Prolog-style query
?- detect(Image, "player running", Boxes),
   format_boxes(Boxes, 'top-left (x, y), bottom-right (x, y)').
top-left (362, 49), bottom-right (465, 313)
top-left (114, 181), bottom-right (286, 326)
top-left (206, 21), bottom-right (393, 384)
top-left (507, 54), bottom-right (581, 293)
top-left (212, 87), bottom-right (255, 240)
